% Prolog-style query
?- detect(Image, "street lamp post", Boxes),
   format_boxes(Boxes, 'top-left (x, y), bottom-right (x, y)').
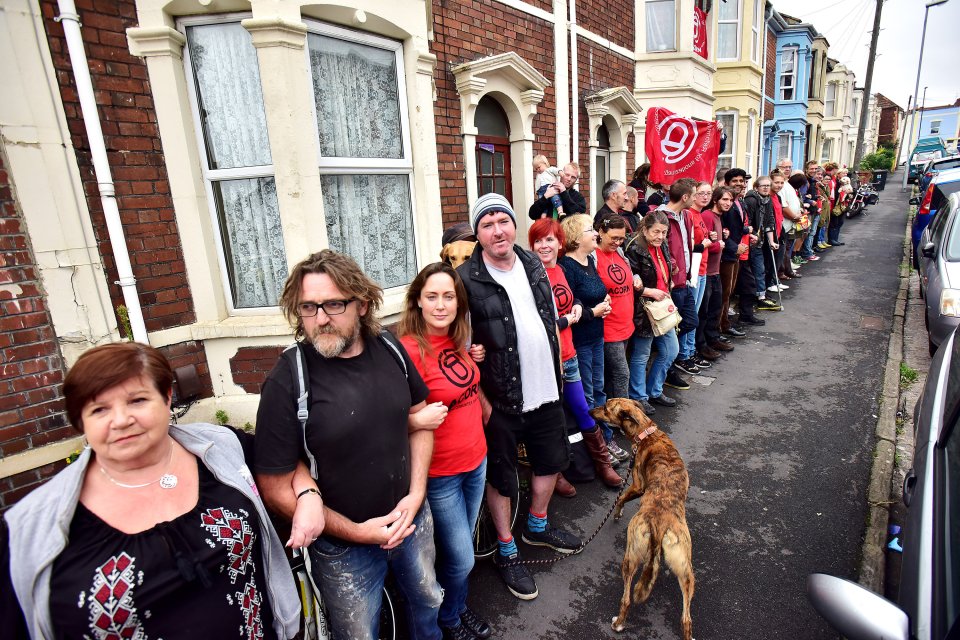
top-left (901, 0), bottom-right (949, 191)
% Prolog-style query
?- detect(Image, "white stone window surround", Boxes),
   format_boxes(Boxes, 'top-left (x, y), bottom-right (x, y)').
top-left (716, 0), bottom-right (741, 62)
top-left (126, 2), bottom-right (441, 354)
top-left (452, 52), bottom-right (549, 238)
top-left (715, 109), bottom-right (737, 170)
top-left (780, 46), bottom-right (798, 101)
top-left (750, 0), bottom-right (762, 64)
top-left (584, 87), bottom-right (642, 194)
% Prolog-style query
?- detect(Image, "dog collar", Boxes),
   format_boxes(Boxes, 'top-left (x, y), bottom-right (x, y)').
top-left (632, 425), bottom-right (658, 444)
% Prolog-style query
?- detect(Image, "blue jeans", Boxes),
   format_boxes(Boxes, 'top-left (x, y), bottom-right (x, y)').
top-left (749, 247), bottom-right (766, 297)
top-left (680, 274), bottom-right (707, 359)
top-left (427, 461), bottom-right (487, 628)
top-left (308, 506), bottom-right (443, 640)
top-left (576, 339), bottom-right (605, 408)
top-left (629, 331), bottom-right (680, 400)
top-left (802, 214), bottom-right (821, 257)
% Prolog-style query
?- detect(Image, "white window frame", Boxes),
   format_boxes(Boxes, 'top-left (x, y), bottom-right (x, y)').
top-left (931, 119), bottom-right (942, 135)
top-left (180, 13), bottom-right (279, 315)
top-left (716, 110), bottom-right (737, 170)
top-left (751, 0), bottom-right (763, 64)
top-left (646, 0), bottom-right (677, 52)
top-left (745, 114), bottom-right (756, 175)
top-left (825, 82), bottom-right (836, 117)
top-left (780, 47), bottom-right (797, 101)
top-left (716, 0), bottom-right (742, 61)
top-left (820, 137), bottom-right (833, 163)
top-left (778, 132), bottom-right (792, 163)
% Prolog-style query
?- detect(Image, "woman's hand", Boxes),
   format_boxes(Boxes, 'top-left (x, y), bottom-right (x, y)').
top-left (633, 274), bottom-right (643, 290)
top-left (288, 491), bottom-right (325, 548)
top-left (409, 402), bottom-right (447, 431)
top-left (645, 287), bottom-right (667, 301)
top-left (468, 343), bottom-right (485, 363)
top-left (567, 304), bottom-right (583, 325)
top-left (737, 243), bottom-right (749, 256)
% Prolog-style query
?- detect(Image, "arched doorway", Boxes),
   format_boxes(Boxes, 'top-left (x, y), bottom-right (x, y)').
top-left (475, 96), bottom-right (512, 201)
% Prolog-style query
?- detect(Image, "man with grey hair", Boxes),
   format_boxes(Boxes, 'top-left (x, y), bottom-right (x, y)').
top-left (593, 179), bottom-right (627, 226)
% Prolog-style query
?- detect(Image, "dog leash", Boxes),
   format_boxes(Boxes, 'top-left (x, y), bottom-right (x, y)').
top-left (498, 453), bottom-right (637, 568)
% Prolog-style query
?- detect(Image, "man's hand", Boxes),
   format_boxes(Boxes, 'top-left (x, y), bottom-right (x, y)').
top-left (288, 492), bottom-right (325, 548)
top-left (352, 510), bottom-right (409, 546)
top-left (382, 492), bottom-right (424, 549)
top-left (737, 243), bottom-right (749, 256)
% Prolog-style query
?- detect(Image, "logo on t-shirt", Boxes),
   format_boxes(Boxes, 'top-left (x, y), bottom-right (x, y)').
top-left (607, 262), bottom-right (627, 285)
top-left (552, 283), bottom-right (573, 314)
top-left (437, 349), bottom-right (476, 389)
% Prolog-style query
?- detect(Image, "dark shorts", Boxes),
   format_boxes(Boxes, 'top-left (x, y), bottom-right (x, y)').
top-left (486, 401), bottom-right (570, 497)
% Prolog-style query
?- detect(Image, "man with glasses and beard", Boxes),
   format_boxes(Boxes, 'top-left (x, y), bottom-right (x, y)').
top-left (254, 249), bottom-right (444, 640)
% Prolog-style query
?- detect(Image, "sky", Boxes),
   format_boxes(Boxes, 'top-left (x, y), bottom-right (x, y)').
top-left (770, 0), bottom-right (960, 111)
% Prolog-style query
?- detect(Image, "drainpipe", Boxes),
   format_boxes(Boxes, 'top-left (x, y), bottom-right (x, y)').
top-left (569, 0), bottom-right (578, 165)
top-left (758, 4), bottom-right (770, 174)
top-left (56, 0), bottom-right (148, 343)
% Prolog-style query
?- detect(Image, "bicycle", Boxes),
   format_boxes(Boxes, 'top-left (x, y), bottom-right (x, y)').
top-left (290, 547), bottom-right (397, 640)
top-left (473, 444), bottom-right (530, 558)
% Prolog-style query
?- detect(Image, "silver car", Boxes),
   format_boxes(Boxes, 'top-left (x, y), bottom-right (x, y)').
top-left (807, 328), bottom-right (960, 638)
top-left (919, 192), bottom-right (960, 355)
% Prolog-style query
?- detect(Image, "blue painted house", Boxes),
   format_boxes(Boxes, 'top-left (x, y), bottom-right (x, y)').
top-left (762, 12), bottom-right (824, 172)
top-left (910, 100), bottom-right (960, 152)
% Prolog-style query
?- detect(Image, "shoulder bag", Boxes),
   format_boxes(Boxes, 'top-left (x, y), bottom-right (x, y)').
top-left (642, 248), bottom-right (681, 337)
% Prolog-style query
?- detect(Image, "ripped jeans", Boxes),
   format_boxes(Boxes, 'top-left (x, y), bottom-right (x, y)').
top-left (308, 504), bottom-right (443, 640)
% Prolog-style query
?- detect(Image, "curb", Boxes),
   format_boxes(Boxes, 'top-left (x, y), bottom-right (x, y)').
top-left (857, 196), bottom-right (911, 594)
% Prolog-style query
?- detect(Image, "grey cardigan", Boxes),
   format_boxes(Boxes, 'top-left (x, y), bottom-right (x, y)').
top-left (4, 423), bottom-right (300, 639)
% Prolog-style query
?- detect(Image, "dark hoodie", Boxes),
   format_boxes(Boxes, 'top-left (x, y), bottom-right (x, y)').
top-left (741, 189), bottom-right (775, 244)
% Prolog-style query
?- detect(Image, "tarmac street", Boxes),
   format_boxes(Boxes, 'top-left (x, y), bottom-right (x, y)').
top-left (464, 181), bottom-right (909, 639)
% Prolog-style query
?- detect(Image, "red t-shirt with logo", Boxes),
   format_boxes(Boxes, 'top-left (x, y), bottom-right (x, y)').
top-left (545, 264), bottom-right (576, 362)
top-left (595, 249), bottom-right (635, 342)
top-left (688, 208), bottom-right (709, 276)
top-left (400, 334), bottom-right (487, 477)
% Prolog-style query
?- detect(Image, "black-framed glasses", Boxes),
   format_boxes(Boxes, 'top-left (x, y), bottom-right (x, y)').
top-left (296, 298), bottom-right (356, 317)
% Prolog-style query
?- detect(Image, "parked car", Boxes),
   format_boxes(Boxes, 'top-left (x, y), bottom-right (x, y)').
top-left (918, 155), bottom-right (960, 194)
top-left (918, 192), bottom-right (960, 354)
top-left (808, 326), bottom-right (960, 639)
top-left (911, 167), bottom-right (960, 268)
top-left (909, 136), bottom-right (948, 183)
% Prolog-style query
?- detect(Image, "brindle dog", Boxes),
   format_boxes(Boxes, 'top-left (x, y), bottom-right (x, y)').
top-left (590, 398), bottom-right (694, 640)
top-left (439, 240), bottom-right (477, 269)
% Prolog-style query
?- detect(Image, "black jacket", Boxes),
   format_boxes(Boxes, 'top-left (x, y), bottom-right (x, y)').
top-left (624, 234), bottom-right (673, 338)
top-left (721, 199), bottom-right (747, 263)
top-left (742, 190), bottom-right (775, 241)
top-left (457, 245), bottom-right (562, 414)
top-left (528, 187), bottom-right (587, 220)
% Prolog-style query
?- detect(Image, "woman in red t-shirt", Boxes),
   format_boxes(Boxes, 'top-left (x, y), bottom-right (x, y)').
top-left (528, 218), bottom-right (623, 491)
top-left (397, 262), bottom-right (492, 640)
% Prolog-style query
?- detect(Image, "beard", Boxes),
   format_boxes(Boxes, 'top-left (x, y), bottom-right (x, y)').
top-left (310, 321), bottom-right (361, 358)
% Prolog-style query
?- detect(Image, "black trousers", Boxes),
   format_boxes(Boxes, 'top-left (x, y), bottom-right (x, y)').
top-left (696, 274), bottom-right (722, 349)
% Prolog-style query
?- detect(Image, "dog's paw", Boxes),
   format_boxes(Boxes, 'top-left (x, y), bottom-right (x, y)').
top-left (611, 617), bottom-right (625, 633)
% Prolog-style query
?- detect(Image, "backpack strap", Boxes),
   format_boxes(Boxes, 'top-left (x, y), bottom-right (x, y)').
top-left (282, 342), bottom-right (318, 479)
top-left (378, 329), bottom-right (408, 380)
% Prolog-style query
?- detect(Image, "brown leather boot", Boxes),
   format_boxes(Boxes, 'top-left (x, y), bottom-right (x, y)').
top-left (554, 473), bottom-right (577, 498)
top-left (583, 428), bottom-right (625, 487)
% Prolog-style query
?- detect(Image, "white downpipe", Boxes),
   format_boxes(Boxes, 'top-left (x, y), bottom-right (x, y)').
top-left (758, 8), bottom-right (770, 174)
top-left (569, 0), bottom-right (578, 165)
top-left (56, 0), bottom-right (148, 344)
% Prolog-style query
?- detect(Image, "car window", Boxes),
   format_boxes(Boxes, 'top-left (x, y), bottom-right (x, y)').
top-left (933, 182), bottom-right (960, 215)
top-left (929, 194), bottom-right (953, 238)
top-left (944, 203), bottom-right (960, 260)
top-left (937, 405), bottom-right (960, 637)
top-left (935, 159), bottom-right (960, 172)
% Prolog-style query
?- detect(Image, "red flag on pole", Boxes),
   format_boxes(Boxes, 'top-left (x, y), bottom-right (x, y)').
top-left (645, 107), bottom-right (721, 185)
top-left (693, 8), bottom-right (708, 59)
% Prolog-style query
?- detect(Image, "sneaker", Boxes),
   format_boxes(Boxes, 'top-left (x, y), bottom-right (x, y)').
top-left (521, 525), bottom-right (582, 554)
top-left (650, 393), bottom-right (677, 407)
top-left (741, 315), bottom-right (766, 325)
top-left (607, 439), bottom-right (631, 463)
top-left (806, 255), bottom-right (821, 261)
top-left (791, 256), bottom-right (802, 266)
top-left (727, 308), bottom-right (736, 317)
top-left (639, 399), bottom-right (657, 415)
top-left (692, 355), bottom-right (712, 368)
top-left (493, 551), bottom-right (538, 600)
top-left (443, 624), bottom-right (475, 640)
top-left (767, 284), bottom-right (788, 292)
top-left (664, 369), bottom-right (690, 390)
top-left (460, 608), bottom-right (493, 639)
top-left (758, 298), bottom-right (781, 310)
top-left (673, 358), bottom-right (701, 375)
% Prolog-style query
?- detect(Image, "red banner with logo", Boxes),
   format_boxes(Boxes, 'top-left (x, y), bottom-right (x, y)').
top-left (693, 8), bottom-right (708, 59)
top-left (645, 107), bottom-right (721, 184)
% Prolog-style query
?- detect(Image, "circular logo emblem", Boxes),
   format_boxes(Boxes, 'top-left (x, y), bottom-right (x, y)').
top-left (668, 304), bottom-right (676, 313)
top-left (608, 262), bottom-right (627, 285)
top-left (438, 349), bottom-right (476, 388)
top-left (659, 114), bottom-right (700, 165)
top-left (552, 283), bottom-right (573, 314)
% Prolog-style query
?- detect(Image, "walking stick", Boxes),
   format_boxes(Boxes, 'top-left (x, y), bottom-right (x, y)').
top-left (766, 241), bottom-right (784, 311)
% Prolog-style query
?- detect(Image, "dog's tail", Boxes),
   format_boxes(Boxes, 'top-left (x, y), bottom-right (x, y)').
top-left (633, 524), bottom-right (663, 602)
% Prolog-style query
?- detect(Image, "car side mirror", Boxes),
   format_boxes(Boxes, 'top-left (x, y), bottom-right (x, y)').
top-left (909, 197), bottom-right (920, 205)
top-left (922, 242), bottom-right (936, 258)
top-left (806, 574), bottom-right (908, 640)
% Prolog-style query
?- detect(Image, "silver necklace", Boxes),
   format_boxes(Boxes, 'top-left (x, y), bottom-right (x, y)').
top-left (99, 440), bottom-right (179, 490)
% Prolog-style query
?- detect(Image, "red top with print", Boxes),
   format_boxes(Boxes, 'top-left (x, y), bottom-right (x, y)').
top-left (545, 264), bottom-right (577, 362)
top-left (595, 249), bottom-right (635, 342)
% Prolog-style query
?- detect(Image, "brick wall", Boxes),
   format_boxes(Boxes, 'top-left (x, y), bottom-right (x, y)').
top-left (431, 0), bottom-right (557, 227)
top-left (577, 0), bottom-right (634, 52)
top-left (0, 146), bottom-right (74, 508)
top-left (878, 106), bottom-right (899, 146)
top-left (575, 38), bottom-right (636, 205)
top-left (230, 346), bottom-right (285, 394)
top-left (39, 0), bottom-right (195, 334)
top-left (764, 29), bottom-right (776, 121)
top-left (160, 340), bottom-right (213, 399)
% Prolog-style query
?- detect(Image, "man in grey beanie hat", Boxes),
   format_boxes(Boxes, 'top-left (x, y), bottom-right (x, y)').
top-left (457, 193), bottom-right (581, 602)
top-left (471, 192), bottom-right (517, 234)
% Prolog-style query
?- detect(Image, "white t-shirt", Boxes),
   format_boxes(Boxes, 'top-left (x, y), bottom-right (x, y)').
top-left (486, 256), bottom-right (559, 412)
top-left (780, 180), bottom-right (801, 231)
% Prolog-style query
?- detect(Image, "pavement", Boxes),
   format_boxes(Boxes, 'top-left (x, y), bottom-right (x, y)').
top-left (461, 177), bottom-right (912, 639)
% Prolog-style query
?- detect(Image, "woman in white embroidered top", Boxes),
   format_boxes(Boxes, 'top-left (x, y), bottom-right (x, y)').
top-left (1, 342), bottom-right (322, 639)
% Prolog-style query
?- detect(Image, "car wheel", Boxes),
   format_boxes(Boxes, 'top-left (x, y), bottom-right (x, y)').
top-left (929, 335), bottom-right (937, 357)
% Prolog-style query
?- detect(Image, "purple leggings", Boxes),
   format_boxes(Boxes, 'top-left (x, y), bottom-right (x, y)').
top-left (563, 379), bottom-right (596, 431)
